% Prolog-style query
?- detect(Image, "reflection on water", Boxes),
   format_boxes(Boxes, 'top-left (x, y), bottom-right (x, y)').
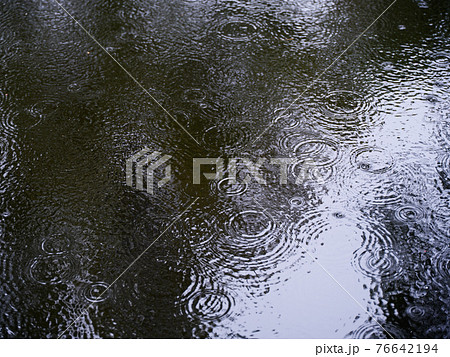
top-left (0, 0), bottom-right (449, 338)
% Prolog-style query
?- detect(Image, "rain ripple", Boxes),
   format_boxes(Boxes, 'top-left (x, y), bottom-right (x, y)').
top-left (40, 235), bottom-right (71, 255)
top-left (435, 121), bottom-right (450, 147)
top-left (204, 207), bottom-right (305, 282)
top-left (16, 99), bottom-right (60, 130)
top-left (80, 282), bottom-right (111, 303)
top-left (350, 147), bottom-right (394, 174)
top-left (175, 209), bottom-right (218, 247)
top-left (352, 247), bottom-right (404, 282)
top-left (167, 57), bottom-right (211, 90)
top-left (27, 255), bottom-right (78, 285)
top-left (0, 138), bottom-right (8, 168)
top-left (405, 305), bottom-right (433, 322)
top-left (348, 322), bottom-right (407, 339)
top-left (213, 177), bottom-right (248, 197)
top-left (218, 19), bottom-right (259, 42)
top-left (437, 154), bottom-right (450, 183)
top-left (183, 290), bottom-right (233, 322)
top-left (323, 90), bottom-right (371, 116)
top-left (178, 269), bottom-right (237, 327)
top-left (317, 90), bottom-right (378, 131)
top-left (293, 138), bottom-right (341, 167)
top-left (432, 52), bottom-right (450, 69)
top-left (339, 146), bottom-right (425, 206)
top-left (433, 249), bottom-right (449, 282)
top-left (202, 123), bottom-right (252, 154)
top-left (394, 204), bottom-right (425, 223)
top-left (278, 132), bottom-right (342, 167)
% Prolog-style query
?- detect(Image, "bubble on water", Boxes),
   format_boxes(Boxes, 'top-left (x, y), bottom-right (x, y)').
top-left (81, 282), bottom-right (111, 303)
top-left (28, 255), bottom-right (77, 285)
top-left (352, 247), bottom-right (404, 281)
top-left (332, 212), bottom-right (346, 219)
top-left (381, 61), bottom-right (395, 71)
top-left (219, 20), bottom-right (258, 41)
top-left (423, 93), bottom-right (440, 104)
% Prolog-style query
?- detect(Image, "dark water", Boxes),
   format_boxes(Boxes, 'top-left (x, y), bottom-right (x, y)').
top-left (0, 0), bottom-right (449, 338)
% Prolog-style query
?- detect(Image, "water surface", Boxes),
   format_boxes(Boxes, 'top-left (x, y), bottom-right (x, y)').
top-left (0, 0), bottom-right (449, 338)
